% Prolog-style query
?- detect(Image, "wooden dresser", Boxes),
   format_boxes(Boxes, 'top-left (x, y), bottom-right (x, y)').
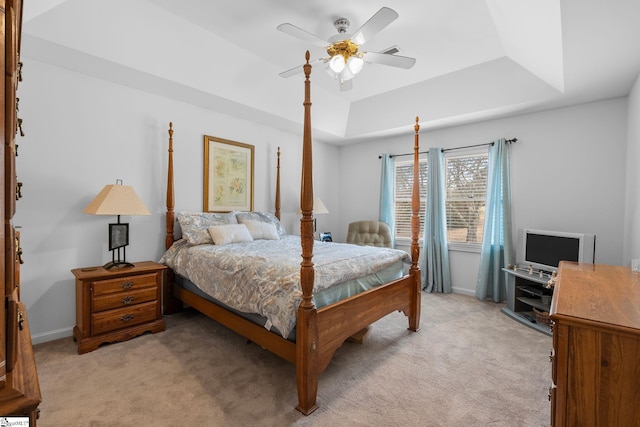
top-left (72, 261), bottom-right (166, 354)
top-left (0, 0), bottom-right (42, 422)
top-left (549, 262), bottom-right (640, 427)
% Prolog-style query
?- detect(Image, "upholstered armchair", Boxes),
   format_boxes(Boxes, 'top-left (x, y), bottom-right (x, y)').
top-left (346, 220), bottom-right (393, 248)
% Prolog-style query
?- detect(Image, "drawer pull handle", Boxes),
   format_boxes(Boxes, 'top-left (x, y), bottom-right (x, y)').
top-left (18, 310), bottom-right (24, 331)
top-left (121, 296), bottom-right (134, 305)
top-left (16, 245), bottom-right (24, 265)
top-left (122, 281), bottom-right (134, 290)
top-left (120, 314), bottom-right (134, 322)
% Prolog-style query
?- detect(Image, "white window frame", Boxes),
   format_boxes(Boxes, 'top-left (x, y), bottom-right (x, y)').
top-left (444, 148), bottom-right (489, 253)
top-left (391, 148), bottom-right (489, 252)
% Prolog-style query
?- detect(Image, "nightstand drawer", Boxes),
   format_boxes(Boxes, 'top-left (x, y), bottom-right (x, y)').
top-left (92, 287), bottom-right (158, 312)
top-left (92, 272), bottom-right (158, 296)
top-left (91, 301), bottom-right (158, 335)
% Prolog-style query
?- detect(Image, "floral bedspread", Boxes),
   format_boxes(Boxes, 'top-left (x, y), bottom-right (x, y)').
top-left (160, 235), bottom-right (409, 338)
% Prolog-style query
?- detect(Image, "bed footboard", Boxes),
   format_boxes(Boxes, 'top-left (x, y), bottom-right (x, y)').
top-left (315, 272), bottom-right (420, 372)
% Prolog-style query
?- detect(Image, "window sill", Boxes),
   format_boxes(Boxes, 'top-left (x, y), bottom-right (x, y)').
top-left (395, 238), bottom-right (481, 254)
top-left (448, 242), bottom-right (482, 253)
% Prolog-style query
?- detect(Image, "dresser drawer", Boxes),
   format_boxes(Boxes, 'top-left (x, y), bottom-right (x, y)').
top-left (91, 301), bottom-right (158, 335)
top-left (92, 272), bottom-right (158, 296)
top-left (92, 287), bottom-right (158, 312)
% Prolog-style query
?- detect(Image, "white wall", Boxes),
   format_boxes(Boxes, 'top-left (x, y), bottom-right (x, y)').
top-left (624, 72), bottom-right (640, 265)
top-left (16, 58), bottom-right (339, 343)
top-left (339, 99), bottom-right (628, 295)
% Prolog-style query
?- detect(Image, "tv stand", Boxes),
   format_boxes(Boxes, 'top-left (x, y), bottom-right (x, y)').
top-left (502, 267), bottom-right (553, 336)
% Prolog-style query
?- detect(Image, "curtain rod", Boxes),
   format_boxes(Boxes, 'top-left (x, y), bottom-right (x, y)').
top-left (379, 138), bottom-right (518, 159)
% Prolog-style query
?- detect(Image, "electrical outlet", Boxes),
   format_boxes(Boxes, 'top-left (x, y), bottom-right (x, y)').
top-left (632, 259), bottom-right (640, 273)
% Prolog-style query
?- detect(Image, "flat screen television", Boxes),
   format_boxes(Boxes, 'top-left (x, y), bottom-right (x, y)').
top-left (519, 229), bottom-right (596, 273)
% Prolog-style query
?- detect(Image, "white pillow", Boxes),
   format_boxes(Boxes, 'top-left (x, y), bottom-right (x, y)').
top-left (207, 224), bottom-right (254, 246)
top-left (242, 219), bottom-right (280, 240)
top-left (235, 211), bottom-right (286, 237)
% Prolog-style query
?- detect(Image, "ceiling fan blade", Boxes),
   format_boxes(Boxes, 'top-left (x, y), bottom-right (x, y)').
top-left (277, 23), bottom-right (329, 48)
top-left (339, 79), bottom-right (353, 92)
top-left (364, 51), bottom-right (416, 69)
top-left (279, 58), bottom-right (327, 78)
top-left (279, 65), bottom-right (305, 78)
top-left (350, 7), bottom-right (399, 46)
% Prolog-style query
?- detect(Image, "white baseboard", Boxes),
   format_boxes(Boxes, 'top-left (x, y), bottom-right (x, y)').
top-left (451, 286), bottom-right (475, 297)
top-left (31, 327), bottom-right (74, 345)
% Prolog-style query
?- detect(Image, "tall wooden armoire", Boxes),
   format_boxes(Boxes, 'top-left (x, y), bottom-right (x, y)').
top-left (0, 0), bottom-right (41, 423)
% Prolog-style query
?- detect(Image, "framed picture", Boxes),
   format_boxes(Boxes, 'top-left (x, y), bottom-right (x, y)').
top-left (204, 135), bottom-right (254, 212)
top-left (108, 223), bottom-right (129, 250)
top-left (319, 232), bottom-right (333, 242)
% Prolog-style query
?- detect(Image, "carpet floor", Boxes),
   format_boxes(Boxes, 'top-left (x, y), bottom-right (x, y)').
top-left (33, 292), bottom-right (551, 426)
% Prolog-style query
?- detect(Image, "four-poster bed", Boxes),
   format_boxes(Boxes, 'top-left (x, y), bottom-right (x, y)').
top-left (161, 51), bottom-right (422, 415)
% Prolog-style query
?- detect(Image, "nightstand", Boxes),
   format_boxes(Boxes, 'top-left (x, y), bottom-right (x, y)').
top-left (72, 261), bottom-right (166, 354)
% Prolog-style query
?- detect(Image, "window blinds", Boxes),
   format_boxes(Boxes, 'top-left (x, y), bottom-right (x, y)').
top-left (445, 154), bottom-right (488, 244)
top-left (392, 152), bottom-right (488, 244)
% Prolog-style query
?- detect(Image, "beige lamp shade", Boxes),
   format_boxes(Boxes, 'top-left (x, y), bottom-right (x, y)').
top-left (83, 181), bottom-right (151, 216)
top-left (314, 197), bottom-right (329, 214)
top-left (298, 197), bottom-right (329, 215)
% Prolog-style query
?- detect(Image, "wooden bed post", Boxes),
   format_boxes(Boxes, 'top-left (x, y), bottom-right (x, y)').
top-left (296, 51), bottom-right (319, 415)
top-left (166, 122), bottom-right (175, 250)
top-left (275, 146), bottom-right (281, 221)
top-left (409, 117), bottom-right (422, 331)
top-left (163, 122), bottom-right (182, 315)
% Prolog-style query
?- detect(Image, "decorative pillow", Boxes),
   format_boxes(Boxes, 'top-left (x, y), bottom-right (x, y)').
top-left (241, 219), bottom-right (280, 240)
top-left (177, 211), bottom-right (238, 245)
top-left (207, 224), bottom-right (254, 246)
top-left (235, 211), bottom-right (286, 237)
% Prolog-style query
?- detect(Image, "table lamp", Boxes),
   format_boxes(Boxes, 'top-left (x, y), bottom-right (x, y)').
top-left (83, 179), bottom-right (151, 269)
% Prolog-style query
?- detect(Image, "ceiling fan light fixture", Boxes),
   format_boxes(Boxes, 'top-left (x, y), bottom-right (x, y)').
top-left (347, 56), bottom-right (364, 74)
top-left (341, 65), bottom-right (355, 81)
top-left (329, 54), bottom-right (346, 73)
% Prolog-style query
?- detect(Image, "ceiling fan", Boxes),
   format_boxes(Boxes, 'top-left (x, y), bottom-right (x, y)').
top-left (277, 7), bottom-right (416, 91)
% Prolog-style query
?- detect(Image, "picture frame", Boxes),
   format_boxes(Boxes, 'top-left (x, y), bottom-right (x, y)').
top-left (108, 223), bottom-right (129, 250)
top-left (203, 135), bottom-right (254, 212)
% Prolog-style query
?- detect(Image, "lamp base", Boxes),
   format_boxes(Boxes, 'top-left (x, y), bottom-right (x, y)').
top-left (104, 246), bottom-right (133, 270)
top-left (103, 261), bottom-right (135, 270)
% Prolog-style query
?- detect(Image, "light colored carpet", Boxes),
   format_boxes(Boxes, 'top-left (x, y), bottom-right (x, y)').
top-left (33, 293), bottom-right (551, 426)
